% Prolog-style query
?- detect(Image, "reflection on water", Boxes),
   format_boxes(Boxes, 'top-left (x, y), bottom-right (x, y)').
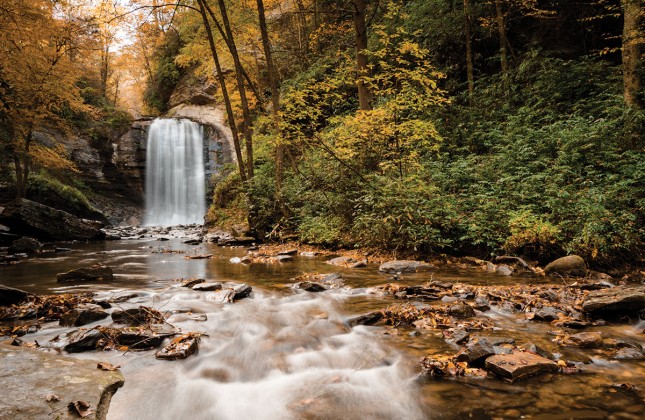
top-left (1, 238), bottom-right (644, 419)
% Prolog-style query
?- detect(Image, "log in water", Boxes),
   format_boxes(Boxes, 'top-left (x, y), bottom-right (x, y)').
top-left (145, 119), bottom-right (206, 226)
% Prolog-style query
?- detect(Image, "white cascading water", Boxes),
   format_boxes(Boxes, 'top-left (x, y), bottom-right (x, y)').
top-left (144, 119), bottom-right (206, 226)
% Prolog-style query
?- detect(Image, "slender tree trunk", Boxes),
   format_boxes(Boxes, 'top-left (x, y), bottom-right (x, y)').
top-left (197, 0), bottom-right (247, 182)
top-left (256, 0), bottom-right (285, 213)
top-left (464, 0), bottom-right (474, 99)
top-left (201, 5), bottom-right (265, 110)
top-left (623, 0), bottom-right (643, 109)
top-left (352, 0), bottom-right (372, 110)
top-left (494, 0), bottom-right (508, 74)
top-left (214, 0), bottom-right (255, 178)
top-left (100, 41), bottom-right (110, 98)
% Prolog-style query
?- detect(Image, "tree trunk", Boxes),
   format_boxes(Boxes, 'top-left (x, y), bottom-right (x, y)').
top-left (494, 0), bottom-right (508, 74)
top-left (196, 0), bottom-right (247, 183)
top-left (100, 41), bottom-right (110, 98)
top-left (256, 0), bottom-right (285, 214)
top-left (623, 0), bottom-right (643, 109)
top-left (352, 0), bottom-right (372, 111)
top-left (464, 0), bottom-right (474, 99)
top-left (215, 0), bottom-right (255, 178)
top-left (202, 5), bottom-right (265, 112)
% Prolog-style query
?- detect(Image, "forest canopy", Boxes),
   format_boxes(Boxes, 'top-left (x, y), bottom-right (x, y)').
top-left (1, 0), bottom-right (643, 266)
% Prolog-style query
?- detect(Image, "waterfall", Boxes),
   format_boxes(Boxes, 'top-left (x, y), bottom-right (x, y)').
top-left (144, 118), bottom-right (206, 226)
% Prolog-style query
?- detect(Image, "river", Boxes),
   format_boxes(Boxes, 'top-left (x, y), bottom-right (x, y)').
top-left (2, 231), bottom-right (644, 419)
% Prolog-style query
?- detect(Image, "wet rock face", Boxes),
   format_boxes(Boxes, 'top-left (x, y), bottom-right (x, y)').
top-left (0, 285), bottom-right (31, 306)
top-left (0, 199), bottom-right (105, 242)
top-left (0, 343), bottom-right (124, 420)
top-left (57, 265), bottom-right (114, 282)
top-left (485, 352), bottom-right (558, 382)
top-left (378, 260), bottom-right (433, 274)
top-left (582, 286), bottom-right (645, 317)
top-left (544, 255), bottom-right (587, 277)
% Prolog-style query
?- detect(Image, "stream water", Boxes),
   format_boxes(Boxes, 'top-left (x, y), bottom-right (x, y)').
top-left (2, 233), bottom-right (644, 419)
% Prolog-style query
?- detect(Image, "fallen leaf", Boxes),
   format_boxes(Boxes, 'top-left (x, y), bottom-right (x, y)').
top-left (97, 361), bottom-right (120, 371)
top-left (46, 394), bottom-right (60, 402)
top-left (68, 400), bottom-right (93, 418)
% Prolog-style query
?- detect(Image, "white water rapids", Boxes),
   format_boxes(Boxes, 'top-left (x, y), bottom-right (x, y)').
top-left (144, 119), bottom-right (206, 226)
top-left (103, 290), bottom-right (424, 420)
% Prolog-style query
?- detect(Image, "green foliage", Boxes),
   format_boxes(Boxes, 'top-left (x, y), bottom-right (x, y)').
top-left (143, 32), bottom-right (184, 114)
top-left (352, 175), bottom-right (457, 252)
top-left (26, 172), bottom-right (99, 219)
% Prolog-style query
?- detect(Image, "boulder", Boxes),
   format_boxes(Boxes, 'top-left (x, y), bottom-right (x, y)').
top-left (111, 306), bottom-right (165, 326)
top-left (63, 328), bottom-right (104, 353)
top-left (533, 306), bottom-right (562, 322)
top-left (0, 199), bottom-right (105, 241)
top-left (8, 236), bottom-right (41, 254)
top-left (57, 265), bottom-right (114, 282)
top-left (0, 343), bottom-right (123, 420)
top-left (449, 304), bottom-right (476, 318)
top-left (544, 255), bottom-right (587, 277)
top-left (444, 329), bottom-right (470, 345)
top-left (180, 278), bottom-right (205, 288)
top-left (192, 282), bottom-right (223, 292)
top-left (581, 286), bottom-right (645, 317)
top-left (0, 284), bottom-right (31, 306)
top-left (155, 333), bottom-right (200, 360)
top-left (455, 338), bottom-right (495, 365)
top-left (232, 284), bottom-right (252, 300)
top-left (378, 260), bottom-right (433, 274)
top-left (111, 324), bottom-right (176, 350)
top-left (59, 304), bottom-right (109, 327)
top-left (294, 281), bottom-right (327, 292)
top-left (563, 332), bottom-right (603, 348)
top-left (346, 311), bottom-right (383, 327)
top-left (485, 352), bottom-right (558, 382)
top-left (326, 256), bottom-right (367, 268)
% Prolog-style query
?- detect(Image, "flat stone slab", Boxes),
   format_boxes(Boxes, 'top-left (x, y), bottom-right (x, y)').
top-left (378, 260), bottom-right (433, 274)
top-left (0, 343), bottom-right (124, 419)
top-left (485, 351), bottom-right (558, 382)
top-left (582, 286), bottom-right (645, 316)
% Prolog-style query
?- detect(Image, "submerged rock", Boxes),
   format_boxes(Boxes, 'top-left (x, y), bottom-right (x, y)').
top-left (378, 260), bottom-right (433, 274)
top-left (57, 264), bottom-right (114, 282)
top-left (0, 343), bottom-right (123, 420)
top-left (581, 286), bottom-right (645, 317)
top-left (485, 352), bottom-right (558, 382)
top-left (544, 255), bottom-right (587, 277)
